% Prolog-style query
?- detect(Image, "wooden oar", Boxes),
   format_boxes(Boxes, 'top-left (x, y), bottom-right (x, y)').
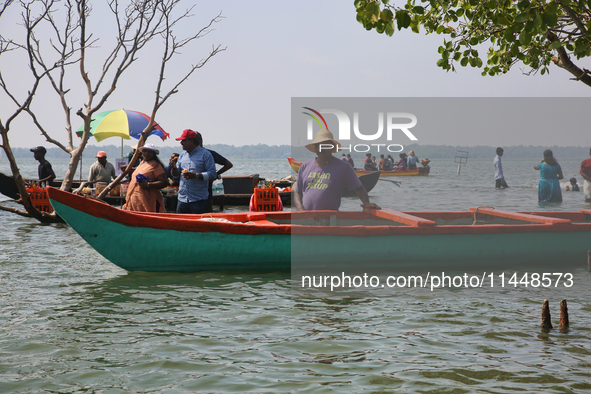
top-left (379, 179), bottom-right (401, 187)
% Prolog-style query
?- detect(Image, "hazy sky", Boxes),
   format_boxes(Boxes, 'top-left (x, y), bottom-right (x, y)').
top-left (1, 1), bottom-right (590, 150)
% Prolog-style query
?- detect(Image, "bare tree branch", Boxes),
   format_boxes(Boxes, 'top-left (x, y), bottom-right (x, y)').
top-left (40, 0), bottom-right (80, 153)
top-left (0, 204), bottom-right (32, 217)
top-left (0, 0), bottom-right (15, 16)
top-left (97, 7), bottom-right (225, 199)
top-left (1, 0), bottom-right (56, 132)
top-left (158, 44), bottom-right (226, 108)
top-left (3, 0), bottom-right (226, 215)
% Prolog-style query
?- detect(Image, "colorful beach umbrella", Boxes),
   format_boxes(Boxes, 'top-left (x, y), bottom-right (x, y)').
top-left (76, 109), bottom-right (169, 142)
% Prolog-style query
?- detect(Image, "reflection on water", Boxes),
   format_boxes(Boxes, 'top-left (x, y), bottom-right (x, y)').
top-left (2, 158), bottom-right (591, 392)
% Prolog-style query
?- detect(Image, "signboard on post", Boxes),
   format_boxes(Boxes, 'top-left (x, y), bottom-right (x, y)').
top-left (115, 158), bottom-right (129, 176)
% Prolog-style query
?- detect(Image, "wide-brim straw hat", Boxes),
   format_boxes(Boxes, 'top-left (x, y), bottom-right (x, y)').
top-left (305, 129), bottom-right (341, 152)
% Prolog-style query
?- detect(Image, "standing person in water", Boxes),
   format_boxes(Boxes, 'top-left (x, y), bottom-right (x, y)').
top-left (565, 177), bottom-right (580, 191)
top-left (494, 147), bottom-right (509, 188)
top-left (534, 149), bottom-right (563, 202)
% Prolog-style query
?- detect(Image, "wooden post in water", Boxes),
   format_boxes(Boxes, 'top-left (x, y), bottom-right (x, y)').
top-left (454, 150), bottom-right (469, 176)
top-left (560, 299), bottom-right (569, 328)
top-left (542, 299), bottom-right (553, 329)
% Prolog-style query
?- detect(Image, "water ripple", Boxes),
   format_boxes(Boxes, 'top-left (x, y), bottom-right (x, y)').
top-left (2, 159), bottom-right (591, 392)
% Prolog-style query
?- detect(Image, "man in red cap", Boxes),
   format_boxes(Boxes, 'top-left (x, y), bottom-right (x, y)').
top-left (88, 150), bottom-right (116, 185)
top-left (169, 129), bottom-right (216, 214)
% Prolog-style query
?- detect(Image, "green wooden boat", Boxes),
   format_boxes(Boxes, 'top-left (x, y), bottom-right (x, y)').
top-left (47, 187), bottom-right (591, 272)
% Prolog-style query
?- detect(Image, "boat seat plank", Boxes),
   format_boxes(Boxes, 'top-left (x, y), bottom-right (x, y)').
top-left (369, 209), bottom-right (436, 227)
top-left (249, 220), bottom-right (279, 226)
top-left (247, 213), bottom-right (267, 221)
top-left (470, 207), bottom-right (571, 224)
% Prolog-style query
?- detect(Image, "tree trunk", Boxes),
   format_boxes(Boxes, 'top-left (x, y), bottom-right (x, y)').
top-left (61, 144), bottom-right (87, 192)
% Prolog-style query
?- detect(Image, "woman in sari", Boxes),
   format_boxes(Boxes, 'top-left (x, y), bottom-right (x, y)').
top-left (123, 143), bottom-right (168, 212)
top-left (534, 149), bottom-right (563, 202)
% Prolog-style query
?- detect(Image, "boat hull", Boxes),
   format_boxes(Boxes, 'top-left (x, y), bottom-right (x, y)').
top-left (0, 172), bottom-right (20, 200)
top-left (291, 231), bottom-right (590, 270)
top-left (353, 167), bottom-right (430, 177)
top-left (48, 187), bottom-right (591, 272)
top-left (50, 197), bottom-right (291, 272)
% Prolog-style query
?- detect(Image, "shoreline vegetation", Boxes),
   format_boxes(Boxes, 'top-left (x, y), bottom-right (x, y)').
top-left (2, 144), bottom-right (589, 161)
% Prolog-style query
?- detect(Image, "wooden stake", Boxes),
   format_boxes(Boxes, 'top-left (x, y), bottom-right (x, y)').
top-left (560, 299), bottom-right (569, 328)
top-left (542, 299), bottom-right (553, 329)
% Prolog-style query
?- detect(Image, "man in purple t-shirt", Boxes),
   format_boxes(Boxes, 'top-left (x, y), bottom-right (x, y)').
top-left (294, 130), bottom-right (381, 211)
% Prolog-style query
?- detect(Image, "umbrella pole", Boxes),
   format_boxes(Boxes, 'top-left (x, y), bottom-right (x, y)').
top-left (80, 153), bottom-right (82, 183)
top-left (121, 137), bottom-right (124, 158)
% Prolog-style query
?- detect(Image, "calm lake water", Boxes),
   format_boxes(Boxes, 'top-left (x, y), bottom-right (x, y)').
top-left (2, 156), bottom-right (591, 393)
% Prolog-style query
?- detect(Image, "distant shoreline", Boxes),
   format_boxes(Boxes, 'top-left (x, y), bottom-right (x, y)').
top-left (3, 143), bottom-right (589, 160)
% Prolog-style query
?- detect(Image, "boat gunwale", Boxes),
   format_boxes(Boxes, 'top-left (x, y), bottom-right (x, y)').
top-left (47, 187), bottom-right (591, 237)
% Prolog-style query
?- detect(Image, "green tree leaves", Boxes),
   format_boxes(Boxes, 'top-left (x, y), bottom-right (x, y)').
top-left (396, 10), bottom-right (411, 30)
top-left (354, 0), bottom-right (591, 86)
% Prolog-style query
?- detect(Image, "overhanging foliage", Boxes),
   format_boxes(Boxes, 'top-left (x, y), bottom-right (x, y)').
top-left (355, 0), bottom-right (591, 86)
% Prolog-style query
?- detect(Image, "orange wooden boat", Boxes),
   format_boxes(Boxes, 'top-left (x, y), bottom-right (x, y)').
top-left (288, 157), bottom-right (429, 177)
top-left (47, 186), bottom-right (591, 272)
